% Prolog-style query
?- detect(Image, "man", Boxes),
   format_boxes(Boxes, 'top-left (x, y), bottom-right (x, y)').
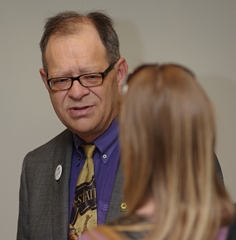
top-left (17, 11), bottom-right (128, 240)
top-left (17, 10), bottom-right (223, 240)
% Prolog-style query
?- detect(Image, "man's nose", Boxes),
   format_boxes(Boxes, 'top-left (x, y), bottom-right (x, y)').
top-left (67, 80), bottom-right (90, 99)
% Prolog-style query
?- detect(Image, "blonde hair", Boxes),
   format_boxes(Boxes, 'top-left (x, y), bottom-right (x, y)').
top-left (119, 64), bottom-right (234, 240)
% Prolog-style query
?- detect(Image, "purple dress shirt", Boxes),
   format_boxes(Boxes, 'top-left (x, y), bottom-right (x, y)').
top-left (69, 118), bottom-right (120, 224)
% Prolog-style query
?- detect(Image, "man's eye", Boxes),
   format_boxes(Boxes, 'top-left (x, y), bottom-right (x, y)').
top-left (52, 78), bottom-right (70, 84)
top-left (83, 74), bottom-right (101, 80)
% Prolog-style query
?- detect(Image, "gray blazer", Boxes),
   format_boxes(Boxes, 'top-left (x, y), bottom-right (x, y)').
top-left (17, 129), bottom-right (223, 240)
top-left (17, 129), bottom-right (124, 240)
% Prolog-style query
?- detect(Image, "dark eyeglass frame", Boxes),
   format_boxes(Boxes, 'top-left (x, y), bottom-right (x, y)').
top-left (47, 63), bottom-right (115, 91)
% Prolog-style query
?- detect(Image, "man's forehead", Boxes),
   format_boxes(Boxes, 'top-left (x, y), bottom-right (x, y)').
top-left (49, 22), bottom-right (99, 41)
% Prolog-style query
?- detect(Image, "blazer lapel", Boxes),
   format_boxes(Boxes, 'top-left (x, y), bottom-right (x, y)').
top-left (105, 162), bottom-right (124, 223)
top-left (51, 129), bottom-right (73, 239)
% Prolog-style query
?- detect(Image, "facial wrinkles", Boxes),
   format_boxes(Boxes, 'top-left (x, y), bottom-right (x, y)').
top-left (47, 29), bottom-right (108, 78)
top-left (47, 41), bottom-right (89, 78)
top-left (45, 26), bottom-right (118, 141)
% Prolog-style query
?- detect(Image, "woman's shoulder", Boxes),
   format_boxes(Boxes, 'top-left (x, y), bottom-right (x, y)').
top-left (107, 214), bottom-right (152, 227)
top-left (107, 214), bottom-right (153, 239)
top-left (79, 229), bottom-right (109, 240)
top-left (227, 210), bottom-right (236, 240)
top-left (80, 214), bottom-right (153, 240)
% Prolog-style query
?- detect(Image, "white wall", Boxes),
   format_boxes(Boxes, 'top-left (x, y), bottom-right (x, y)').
top-left (1, 1), bottom-right (235, 239)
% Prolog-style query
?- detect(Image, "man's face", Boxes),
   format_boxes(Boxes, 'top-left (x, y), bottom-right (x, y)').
top-left (40, 24), bottom-right (127, 142)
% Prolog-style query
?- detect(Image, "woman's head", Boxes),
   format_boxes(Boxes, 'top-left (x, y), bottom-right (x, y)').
top-left (120, 64), bottom-right (215, 209)
top-left (119, 63), bottom-right (233, 239)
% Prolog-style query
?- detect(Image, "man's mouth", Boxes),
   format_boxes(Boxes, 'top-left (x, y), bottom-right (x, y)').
top-left (68, 105), bottom-right (93, 117)
top-left (72, 106), bottom-right (89, 110)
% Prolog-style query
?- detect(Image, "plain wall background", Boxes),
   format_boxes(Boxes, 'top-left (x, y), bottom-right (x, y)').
top-left (1, 0), bottom-right (235, 238)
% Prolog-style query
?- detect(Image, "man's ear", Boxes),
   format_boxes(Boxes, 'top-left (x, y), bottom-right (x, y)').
top-left (39, 68), bottom-right (50, 90)
top-left (116, 58), bottom-right (128, 92)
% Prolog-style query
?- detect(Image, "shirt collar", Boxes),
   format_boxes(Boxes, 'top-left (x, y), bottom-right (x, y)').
top-left (72, 118), bottom-right (119, 164)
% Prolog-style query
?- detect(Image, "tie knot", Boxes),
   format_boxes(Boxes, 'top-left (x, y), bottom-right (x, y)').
top-left (81, 144), bottom-right (96, 159)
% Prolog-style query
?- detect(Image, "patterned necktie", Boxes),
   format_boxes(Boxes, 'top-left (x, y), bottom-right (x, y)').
top-left (69, 144), bottom-right (97, 239)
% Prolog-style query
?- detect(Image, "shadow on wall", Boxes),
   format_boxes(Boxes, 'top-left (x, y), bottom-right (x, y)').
top-left (115, 18), bottom-right (145, 71)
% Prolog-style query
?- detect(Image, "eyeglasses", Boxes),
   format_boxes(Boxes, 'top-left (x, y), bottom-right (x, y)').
top-left (47, 63), bottom-right (115, 91)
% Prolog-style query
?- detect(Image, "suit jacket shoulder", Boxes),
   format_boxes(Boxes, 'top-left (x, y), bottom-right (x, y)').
top-left (17, 129), bottom-right (73, 240)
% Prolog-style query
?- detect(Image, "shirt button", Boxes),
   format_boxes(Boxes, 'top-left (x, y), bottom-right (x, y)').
top-left (78, 153), bottom-right (82, 160)
top-left (102, 154), bottom-right (107, 159)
